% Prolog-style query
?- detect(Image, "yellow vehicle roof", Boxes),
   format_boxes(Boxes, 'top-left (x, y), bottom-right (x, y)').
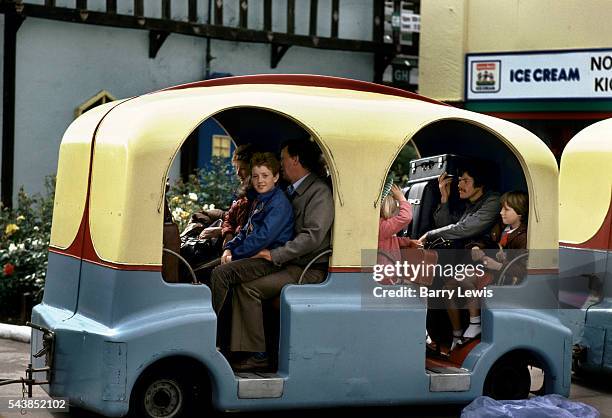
top-left (50, 75), bottom-right (558, 269)
top-left (560, 119), bottom-right (612, 247)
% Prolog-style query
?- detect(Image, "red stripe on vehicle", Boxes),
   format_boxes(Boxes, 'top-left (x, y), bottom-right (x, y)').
top-left (560, 198), bottom-right (612, 251)
top-left (528, 268), bottom-right (559, 275)
top-left (161, 74), bottom-right (448, 106)
top-left (328, 267), bottom-right (363, 273)
top-left (49, 247), bottom-right (162, 272)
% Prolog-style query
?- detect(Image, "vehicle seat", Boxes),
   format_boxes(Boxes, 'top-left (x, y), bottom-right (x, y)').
top-left (264, 249), bottom-right (332, 369)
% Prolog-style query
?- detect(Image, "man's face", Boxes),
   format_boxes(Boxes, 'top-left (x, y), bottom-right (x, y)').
top-left (457, 172), bottom-right (482, 201)
top-left (280, 147), bottom-right (298, 182)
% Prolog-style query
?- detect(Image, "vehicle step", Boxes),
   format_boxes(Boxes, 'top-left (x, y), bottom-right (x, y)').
top-left (235, 372), bottom-right (284, 399)
top-left (426, 366), bottom-right (471, 392)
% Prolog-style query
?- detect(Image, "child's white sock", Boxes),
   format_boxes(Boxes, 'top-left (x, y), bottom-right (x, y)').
top-left (463, 316), bottom-right (481, 339)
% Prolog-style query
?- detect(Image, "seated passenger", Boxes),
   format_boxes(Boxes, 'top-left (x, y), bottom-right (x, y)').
top-left (211, 137), bottom-right (333, 372)
top-left (179, 145), bottom-right (254, 274)
top-left (212, 152), bottom-right (295, 312)
top-left (198, 144), bottom-right (254, 246)
top-left (419, 167), bottom-right (500, 246)
top-left (418, 166), bottom-right (500, 350)
top-left (378, 182), bottom-right (413, 282)
top-left (471, 191), bottom-right (528, 284)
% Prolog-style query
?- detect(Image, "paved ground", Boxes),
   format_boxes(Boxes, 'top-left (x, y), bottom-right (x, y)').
top-left (0, 338), bottom-right (610, 417)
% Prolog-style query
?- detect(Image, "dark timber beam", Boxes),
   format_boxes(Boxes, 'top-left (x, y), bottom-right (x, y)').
top-left (331, 0), bottom-right (339, 38)
top-left (271, 44), bottom-right (291, 68)
top-left (188, 0), bottom-right (197, 22)
top-left (373, 52), bottom-right (393, 84)
top-left (309, 0), bottom-right (317, 36)
top-left (214, 0), bottom-right (223, 25)
top-left (134, 0), bottom-right (143, 17)
top-left (106, 0), bottom-right (116, 14)
top-left (4, 4), bottom-right (416, 55)
top-left (372, 0), bottom-right (384, 43)
top-left (392, 0), bottom-right (401, 50)
top-left (287, 0), bottom-right (295, 34)
top-left (373, 0), bottom-right (398, 83)
top-left (162, 0), bottom-right (171, 20)
top-left (239, 0), bottom-right (248, 28)
top-left (263, 0), bottom-right (271, 31)
top-left (149, 30), bottom-right (170, 58)
top-left (1, 11), bottom-right (25, 208)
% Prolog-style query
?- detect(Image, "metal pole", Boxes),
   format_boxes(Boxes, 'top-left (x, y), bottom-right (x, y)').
top-left (1, 11), bottom-right (24, 208)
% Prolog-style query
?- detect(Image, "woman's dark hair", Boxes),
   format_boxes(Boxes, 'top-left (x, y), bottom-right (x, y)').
top-left (281, 137), bottom-right (326, 177)
top-left (233, 144), bottom-right (254, 198)
top-left (233, 143), bottom-right (253, 163)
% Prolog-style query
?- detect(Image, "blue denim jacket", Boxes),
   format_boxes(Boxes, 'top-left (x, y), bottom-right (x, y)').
top-left (224, 187), bottom-right (294, 260)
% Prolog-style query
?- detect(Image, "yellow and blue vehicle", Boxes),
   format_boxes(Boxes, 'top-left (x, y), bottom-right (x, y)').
top-left (28, 75), bottom-right (570, 417)
top-left (559, 119), bottom-right (612, 373)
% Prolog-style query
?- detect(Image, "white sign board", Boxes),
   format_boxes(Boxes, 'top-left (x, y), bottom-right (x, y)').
top-left (466, 49), bottom-right (612, 100)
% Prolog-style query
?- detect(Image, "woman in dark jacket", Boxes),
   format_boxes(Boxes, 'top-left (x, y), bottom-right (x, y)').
top-left (222, 152), bottom-right (294, 263)
top-left (196, 144), bottom-right (255, 246)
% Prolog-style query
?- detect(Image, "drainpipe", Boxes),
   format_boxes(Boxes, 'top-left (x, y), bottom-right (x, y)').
top-left (1, 10), bottom-right (24, 208)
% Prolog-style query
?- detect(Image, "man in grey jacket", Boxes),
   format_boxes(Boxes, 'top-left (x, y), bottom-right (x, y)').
top-left (419, 166), bottom-right (500, 243)
top-left (218, 138), bottom-right (334, 371)
top-left (419, 164), bottom-right (500, 346)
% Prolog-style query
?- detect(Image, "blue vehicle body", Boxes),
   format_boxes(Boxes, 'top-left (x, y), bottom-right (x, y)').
top-left (31, 253), bottom-right (571, 417)
top-left (559, 245), bottom-right (612, 373)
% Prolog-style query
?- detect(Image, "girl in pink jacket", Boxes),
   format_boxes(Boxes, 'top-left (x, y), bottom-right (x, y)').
top-left (378, 183), bottom-right (431, 344)
top-left (378, 184), bottom-right (413, 279)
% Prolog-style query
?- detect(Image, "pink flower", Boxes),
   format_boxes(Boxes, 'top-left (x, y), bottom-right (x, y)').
top-left (3, 263), bottom-right (15, 276)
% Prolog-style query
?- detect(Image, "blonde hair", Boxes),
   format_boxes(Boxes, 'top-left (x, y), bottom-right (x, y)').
top-left (380, 195), bottom-right (399, 219)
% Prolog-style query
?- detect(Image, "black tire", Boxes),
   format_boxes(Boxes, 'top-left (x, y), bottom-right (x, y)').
top-left (483, 355), bottom-right (531, 400)
top-left (131, 368), bottom-right (196, 418)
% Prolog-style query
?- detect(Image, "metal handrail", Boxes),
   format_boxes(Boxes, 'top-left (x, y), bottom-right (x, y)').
top-left (497, 252), bottom-right (529, 285)
top-left (298, 249), bottom-right (332, 285)
top-left (162, 248), bottom-right (198, 285)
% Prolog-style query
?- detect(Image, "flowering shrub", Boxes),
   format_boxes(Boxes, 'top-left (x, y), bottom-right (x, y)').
top-left (0, 159), bottom-right (237, 323)
top-left (167, 157), bottom-right (239, 231)
top-left (0, 177), bottom-right (55, 323)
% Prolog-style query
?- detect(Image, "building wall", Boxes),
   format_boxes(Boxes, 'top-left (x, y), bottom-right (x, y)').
top-left (419, 0), bottom-right (612, 101)
top-left (4, 1), bottom-right (375, 200)
top-left (0, 14), bottom-right (4, 170)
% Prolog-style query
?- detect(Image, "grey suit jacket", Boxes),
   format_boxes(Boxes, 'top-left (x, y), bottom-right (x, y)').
top-left (270, 173), bottom-right (334, 267)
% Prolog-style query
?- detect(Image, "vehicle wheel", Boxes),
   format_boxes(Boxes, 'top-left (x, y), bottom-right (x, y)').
top-left (132, 369), bottom-right (194, 418)
top-left (483, 355), bottom-right (531, 400)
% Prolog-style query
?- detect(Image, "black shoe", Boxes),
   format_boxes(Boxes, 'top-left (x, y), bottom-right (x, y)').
top-left (232, 355), bottom-right (270, 372)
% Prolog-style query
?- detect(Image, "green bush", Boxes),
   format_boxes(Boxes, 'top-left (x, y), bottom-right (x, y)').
top-left (167, 157), bottom-right (239, 231)
top-left (0, 160), bottom-right (238, 323)
top-left (389, 142), bottom-right (419, 184)
top-left (0, 177), bottom-right (55, 322)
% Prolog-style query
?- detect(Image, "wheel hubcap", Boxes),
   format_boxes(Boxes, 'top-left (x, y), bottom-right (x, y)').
top-left (143, 379), bottom-right (183, 418)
